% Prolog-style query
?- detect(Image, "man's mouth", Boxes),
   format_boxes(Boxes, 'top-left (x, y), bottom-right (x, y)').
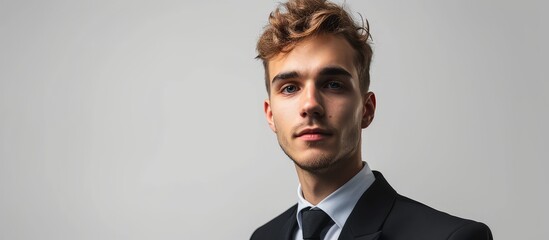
top-left (295, 128), bottom-right (332, 141)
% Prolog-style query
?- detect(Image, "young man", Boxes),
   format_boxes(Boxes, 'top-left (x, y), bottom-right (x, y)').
top-left (251, 0), bottom-right (492, 239)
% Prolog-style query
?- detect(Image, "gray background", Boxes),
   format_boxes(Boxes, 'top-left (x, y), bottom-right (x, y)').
top-left (1, 0), bottom-right (547, 239)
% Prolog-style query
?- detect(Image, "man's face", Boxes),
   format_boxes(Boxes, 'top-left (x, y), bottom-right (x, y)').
top-left (264, 34), bottom-right (376, 172)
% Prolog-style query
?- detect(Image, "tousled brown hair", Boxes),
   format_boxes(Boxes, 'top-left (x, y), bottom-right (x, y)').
top-left (256, 0), bottom-right (373, 94)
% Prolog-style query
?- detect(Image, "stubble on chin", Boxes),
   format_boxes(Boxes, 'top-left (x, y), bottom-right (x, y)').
top-left (275, 123), bottom-right (340, 172)
top-left (279, 143), bottom-right (336, 172)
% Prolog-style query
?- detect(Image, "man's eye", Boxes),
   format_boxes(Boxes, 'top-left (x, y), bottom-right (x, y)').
top-left (325, 81), bottom-right (342, 89)
top-left (282, 85), bottom-right (298, 94)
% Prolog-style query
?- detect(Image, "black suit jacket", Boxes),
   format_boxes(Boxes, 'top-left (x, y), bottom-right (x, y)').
top-left (251, 171), bottom-right (492, 240)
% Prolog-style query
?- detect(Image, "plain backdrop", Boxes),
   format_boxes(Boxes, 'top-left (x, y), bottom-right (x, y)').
top-left (1, 0), bottom-right (547, 239)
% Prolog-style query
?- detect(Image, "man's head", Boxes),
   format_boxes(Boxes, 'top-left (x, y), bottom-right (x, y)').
top-left (257, 0), bottom-right (376, 173)
top-left (257, 0), bottom-right (373, 95)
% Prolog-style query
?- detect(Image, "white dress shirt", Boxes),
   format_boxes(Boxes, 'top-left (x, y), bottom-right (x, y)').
top-left (293, 162), bottom-right (376, 240)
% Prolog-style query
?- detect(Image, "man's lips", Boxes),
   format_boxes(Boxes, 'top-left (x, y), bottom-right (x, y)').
top-left (294, 128), bottom-right (332, 140)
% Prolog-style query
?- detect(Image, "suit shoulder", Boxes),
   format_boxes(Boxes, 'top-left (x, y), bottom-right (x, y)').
top-left (448, 221), bottom-right (493, 240)
top-left (392, 195), bottom-right (466, 224)
top-left (250, 204), bottom-right (297, 240)
top-left (383, 195), bottom-right (492, 239)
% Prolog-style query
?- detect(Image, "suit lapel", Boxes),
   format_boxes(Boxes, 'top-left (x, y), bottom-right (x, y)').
top-left (281, 206), bottom-right (298, 240)
top-left (338, 171), bottom-right (397, 240)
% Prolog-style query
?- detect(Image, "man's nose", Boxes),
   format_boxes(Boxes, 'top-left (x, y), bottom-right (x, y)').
top-left (300, 85), bottom-right (325, 118)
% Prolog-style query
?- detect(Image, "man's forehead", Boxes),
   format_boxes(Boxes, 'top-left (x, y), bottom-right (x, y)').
top-left (267, 35), bottom-right (358, 82)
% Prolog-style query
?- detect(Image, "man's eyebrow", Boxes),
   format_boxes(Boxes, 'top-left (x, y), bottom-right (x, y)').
top-left (271, 67), bottom-right (351, 84)
top-left (318, 66), bottom-right (352, 78)
top-left (271, 71), bottom-right (299, 84)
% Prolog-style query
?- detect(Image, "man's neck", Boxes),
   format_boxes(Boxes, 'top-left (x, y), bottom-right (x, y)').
top-left (296, 158), bottom-right (363, 205)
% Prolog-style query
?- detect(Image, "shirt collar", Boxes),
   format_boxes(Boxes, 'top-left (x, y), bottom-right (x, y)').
top-left (296, 162), bottom-right (376, 229)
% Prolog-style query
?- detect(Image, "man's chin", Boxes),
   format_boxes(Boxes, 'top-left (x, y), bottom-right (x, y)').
top-left (290, 155), bottom-right (336, 172)
top-left (279, 144), bottom-right (338, 172)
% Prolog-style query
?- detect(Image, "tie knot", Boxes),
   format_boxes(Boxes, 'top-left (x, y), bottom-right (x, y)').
top-left (301, 208), bottom-right (333, 240)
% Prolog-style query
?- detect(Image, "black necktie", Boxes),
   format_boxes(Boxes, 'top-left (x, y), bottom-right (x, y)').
top-left (301, 208), bottom-right (333, 240)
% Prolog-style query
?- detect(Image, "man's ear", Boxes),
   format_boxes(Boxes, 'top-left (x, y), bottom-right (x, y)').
top-left (264, 99), bottom-right (277, 132)
top-left (361, 92), bottom-right (376, 129)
